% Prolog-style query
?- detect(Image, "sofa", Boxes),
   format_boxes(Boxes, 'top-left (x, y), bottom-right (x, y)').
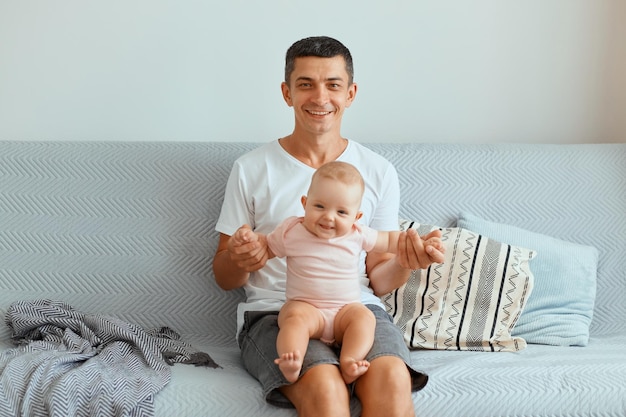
top-left (0, 140), bottom-right (624, 417)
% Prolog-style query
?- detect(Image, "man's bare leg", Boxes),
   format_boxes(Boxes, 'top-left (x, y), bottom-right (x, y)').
top-left (355, 355), bottom-right (416, 417)
top-left (280, 364), bottom-right (351, 417)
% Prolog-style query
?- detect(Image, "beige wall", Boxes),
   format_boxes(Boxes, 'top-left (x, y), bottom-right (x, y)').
top-left (0, 0), bottom-right (624, 144)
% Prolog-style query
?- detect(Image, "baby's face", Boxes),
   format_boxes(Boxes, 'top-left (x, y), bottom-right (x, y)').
top-left (301, 176), bottom-right (362, 239)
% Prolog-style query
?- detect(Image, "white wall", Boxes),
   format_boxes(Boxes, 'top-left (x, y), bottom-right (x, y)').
top-left (1, 0), bottom-right (624, 144)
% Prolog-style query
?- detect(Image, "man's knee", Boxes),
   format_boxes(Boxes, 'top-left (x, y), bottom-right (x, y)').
top-left (356, 356), bottom-right (415, 416)
top-left (280, 364), bottom-right (350, 417)
top-left (368, 355), bottom-right (411, 384)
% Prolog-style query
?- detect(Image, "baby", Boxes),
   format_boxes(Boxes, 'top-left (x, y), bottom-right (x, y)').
top-left (233, 161), bottom-right (443, 384)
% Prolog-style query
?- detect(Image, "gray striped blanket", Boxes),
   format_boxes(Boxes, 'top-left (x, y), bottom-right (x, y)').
top-left (0, 299), bottom-right (219, 417)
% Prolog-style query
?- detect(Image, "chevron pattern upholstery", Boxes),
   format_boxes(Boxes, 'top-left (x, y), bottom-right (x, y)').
top-left (1, 141), bottom-right (625, 417)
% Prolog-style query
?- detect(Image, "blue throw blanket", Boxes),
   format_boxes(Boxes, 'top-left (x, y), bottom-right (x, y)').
top-left (0, 299), bottom-right (219, 417)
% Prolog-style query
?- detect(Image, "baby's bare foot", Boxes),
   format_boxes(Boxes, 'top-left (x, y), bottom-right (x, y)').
top-left (274, 350), bottom-right (303, 383)
top-left (340, 357), bottom-right (370, 384)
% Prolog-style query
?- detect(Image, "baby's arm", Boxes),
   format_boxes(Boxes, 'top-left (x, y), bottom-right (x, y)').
top-left (372, 229), bottom-right (445, 263)
top-left (372, 230), bottom-right (402, 254)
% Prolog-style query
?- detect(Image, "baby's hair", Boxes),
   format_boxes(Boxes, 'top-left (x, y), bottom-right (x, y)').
top-left (310, 161), bottom-right (365, 195)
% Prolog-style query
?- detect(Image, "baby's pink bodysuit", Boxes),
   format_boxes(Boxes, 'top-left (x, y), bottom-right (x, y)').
top-left (267, 216), bottom-right (378, 343)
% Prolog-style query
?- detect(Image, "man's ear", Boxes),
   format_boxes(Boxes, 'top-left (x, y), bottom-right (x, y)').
top-left (301, 195), bottom-right (307, 209)
top-left (281, 82), bottom-right (293, 107)
top-left (345, 82), bottom-right (357, 108)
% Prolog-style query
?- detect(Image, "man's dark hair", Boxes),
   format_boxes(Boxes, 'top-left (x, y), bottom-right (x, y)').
top-left (284, 36), bottom-right (354, 85)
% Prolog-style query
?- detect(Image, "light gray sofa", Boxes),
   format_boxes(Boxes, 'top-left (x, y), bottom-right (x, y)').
top-left (0, 141), bottom-right (625, 417)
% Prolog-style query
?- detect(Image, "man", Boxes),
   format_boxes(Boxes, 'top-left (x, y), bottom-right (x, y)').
top-left (213, 36), bottom-right (444, 417)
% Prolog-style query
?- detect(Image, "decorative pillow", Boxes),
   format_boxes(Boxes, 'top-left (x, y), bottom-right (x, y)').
top-left (457, 212), bottom-right (598, 346)
top-left (381, 220), bottom-right (536, 352)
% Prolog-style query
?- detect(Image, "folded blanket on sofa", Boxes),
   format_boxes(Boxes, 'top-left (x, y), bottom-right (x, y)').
top-left (0, 299), bottom-right (219, 417)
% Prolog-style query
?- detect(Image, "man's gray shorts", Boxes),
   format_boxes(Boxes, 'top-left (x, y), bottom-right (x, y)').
top-left (238, 304), bottom-right (428, 408)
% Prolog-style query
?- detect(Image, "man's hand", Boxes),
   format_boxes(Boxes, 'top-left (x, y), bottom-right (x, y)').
top-left (396, 228), bottom-right (445, 270)
top-left (228, 224), bottom-right (272, 272)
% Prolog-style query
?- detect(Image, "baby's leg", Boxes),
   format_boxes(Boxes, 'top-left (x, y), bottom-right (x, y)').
top-left (274, 350), bottom-right (302, 384)
top-left (334, 303), bottom-right (376, 384)
top-left (275, 300), bottom-right (325, 383)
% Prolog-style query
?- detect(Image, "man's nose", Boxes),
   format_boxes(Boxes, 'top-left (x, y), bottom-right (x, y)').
top-left (311, 87), bottom-right (329, 105)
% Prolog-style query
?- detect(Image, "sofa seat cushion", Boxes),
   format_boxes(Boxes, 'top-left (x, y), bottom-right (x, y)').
top-left (407, 334), bottom-right (626, 417)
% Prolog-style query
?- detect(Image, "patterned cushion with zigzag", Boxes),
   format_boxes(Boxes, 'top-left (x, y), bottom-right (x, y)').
top-left (381, 220), bottom-right (536, 352)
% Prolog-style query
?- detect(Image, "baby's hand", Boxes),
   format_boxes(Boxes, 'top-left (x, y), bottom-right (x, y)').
top-left (232, 224), bottom-right (258, 247)
top-left (423, 236), bottom-right (446, 264)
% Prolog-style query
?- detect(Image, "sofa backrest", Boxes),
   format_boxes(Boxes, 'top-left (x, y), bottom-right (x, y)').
top-left (367, 143), bottom-right (626, 337)
top-left (0, 142), bottom-right (624, 346)
top-left (0, 142), bottom-right (251, 347)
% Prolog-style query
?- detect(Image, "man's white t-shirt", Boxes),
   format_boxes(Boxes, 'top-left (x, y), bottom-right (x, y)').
top-left (215, 140), bottom-right (401, 335)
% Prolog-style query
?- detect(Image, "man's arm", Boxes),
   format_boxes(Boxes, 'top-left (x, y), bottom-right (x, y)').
top-left (213, 233), bottom-right (251, 290)
top-left (366, 251), bottom-right (410, 296)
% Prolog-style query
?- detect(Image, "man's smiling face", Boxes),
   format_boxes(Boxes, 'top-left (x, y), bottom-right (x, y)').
top-left (281, 55), bottom-right (357, 138)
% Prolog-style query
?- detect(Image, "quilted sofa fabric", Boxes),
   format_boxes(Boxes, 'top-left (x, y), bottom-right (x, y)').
top-left (0, 141), bottom-right (625, 417)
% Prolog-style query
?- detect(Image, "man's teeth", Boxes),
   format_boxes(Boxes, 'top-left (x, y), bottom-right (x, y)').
top-left (309, 111), bottom-right (330, 115)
